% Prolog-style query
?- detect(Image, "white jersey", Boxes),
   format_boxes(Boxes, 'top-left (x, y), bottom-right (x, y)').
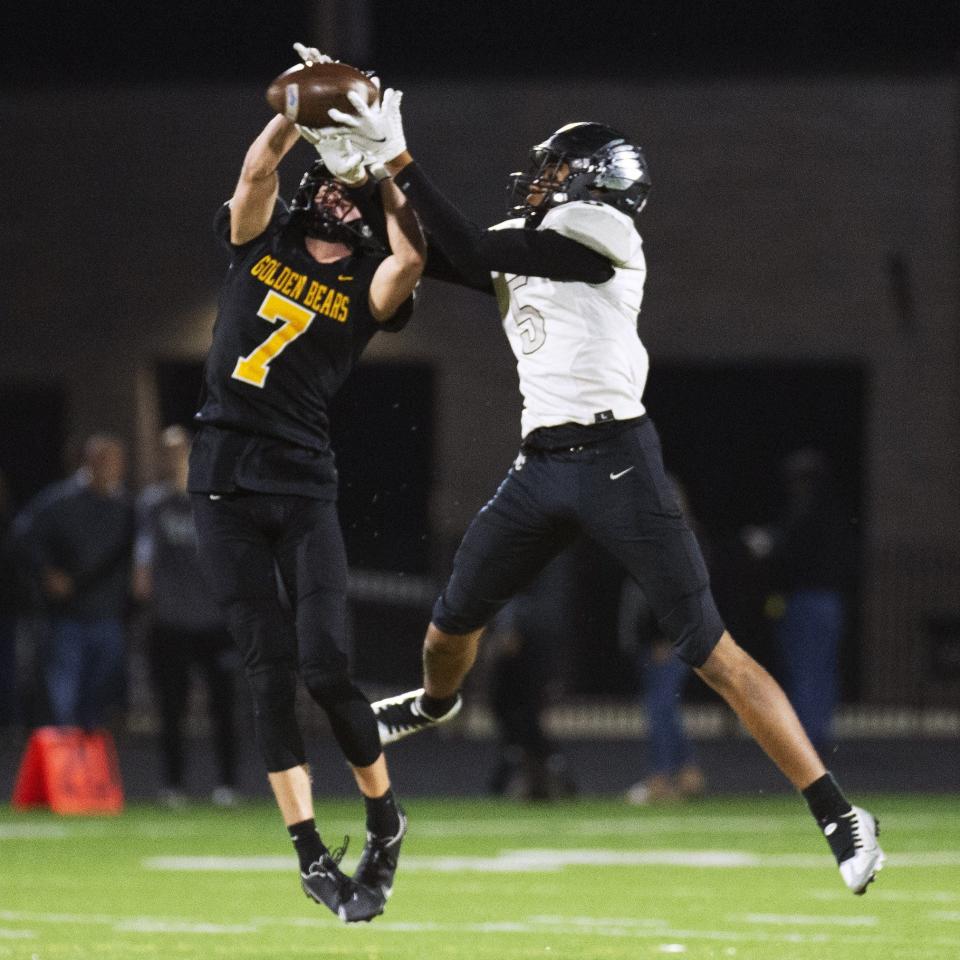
top-left (490, 201), bottom-right (648, 438)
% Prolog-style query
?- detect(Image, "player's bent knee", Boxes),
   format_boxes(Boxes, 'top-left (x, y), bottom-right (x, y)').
top-left (660, 588), bottom-right (725, 668)
top-left (300, 666), bottom-right (381, 768)
top-left (425, 622), bottom-right (480, 654)
top-left (299, 665), bottom-right (356, 708)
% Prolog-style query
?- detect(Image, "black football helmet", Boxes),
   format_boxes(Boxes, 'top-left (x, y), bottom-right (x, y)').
top-left (290, 161), bottom-right (381, 250)
top-left (507, 122), bottom-right (651, 226)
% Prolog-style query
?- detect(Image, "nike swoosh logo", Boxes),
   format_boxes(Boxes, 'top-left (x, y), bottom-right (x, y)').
top-left (609, 467), bottom-right (635, 480)
top-left (337, 274), bottom-right (353, 281)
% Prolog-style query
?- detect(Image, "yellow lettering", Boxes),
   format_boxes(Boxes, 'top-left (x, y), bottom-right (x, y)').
top-left (319, 289), bottom-right (337, 317)
top-left (274, 267), bottom-right (292, 293)
top-left (338, 295), bottom-right (350, 323)
top-left (291, 275), bottom-right (306, 301)
top-left (282, 270), bottom-right (301, 296)
top-left (250, 254), bottom-right (273, 279)
top-left (262, 259), bottom-right (279, 285)
top-left (309, 282), bottom-right (327, 310)
top-left (330, 293), bottom-right (345, 323)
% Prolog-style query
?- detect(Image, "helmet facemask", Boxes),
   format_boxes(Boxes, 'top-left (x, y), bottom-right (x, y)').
top-left (290, 161), bottom-right (379, 250)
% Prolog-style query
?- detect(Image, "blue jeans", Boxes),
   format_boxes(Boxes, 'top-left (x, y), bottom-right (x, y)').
top-left (775, 590), bottom-right (843, 750)
top-left (641, 644), bottom-right (695, 776)
top-left (46, 618), bottom-right (125, 728)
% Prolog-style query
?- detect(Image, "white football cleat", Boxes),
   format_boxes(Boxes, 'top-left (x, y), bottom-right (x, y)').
top-left (371, 688), bottom-right (462, 745)
top-left (824, 805), bottom-right (885, 895)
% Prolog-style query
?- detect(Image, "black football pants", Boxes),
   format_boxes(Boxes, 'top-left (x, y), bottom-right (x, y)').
top-left (432, 416), bottom-right (725, 667)
top-left (191, 491), bottom-right (381, 772)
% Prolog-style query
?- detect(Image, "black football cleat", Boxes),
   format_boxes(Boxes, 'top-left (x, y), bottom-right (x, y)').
top-left (300, 838), bottom-right (385, 923)
top-left (354, 807), bottom-right (408, 900)
top-left (371, 688), bottom-right (462, 745)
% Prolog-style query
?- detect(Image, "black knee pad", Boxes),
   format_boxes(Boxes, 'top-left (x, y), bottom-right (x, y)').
top-left (245, 663), bottom-right (306, 773)
top-left (300, 667), bottom-right (381, 768)
top-left (659, 587), bottom-right (725, 668)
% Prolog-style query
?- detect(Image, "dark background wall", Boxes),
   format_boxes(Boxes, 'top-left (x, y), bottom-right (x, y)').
top-left (1, 2), bottom-right (959, 707)
top-left (4, 0), bottom-right (957, 84)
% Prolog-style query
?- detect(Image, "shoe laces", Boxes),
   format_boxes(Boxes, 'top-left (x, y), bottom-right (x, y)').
top-left (328, 834), bottom-right (350, 864)
top-left (824, 809), bottom-right (864, 864)
top-left (842, 810), bottom-right (863, 850)
top-left (308, 835), bottom-right (350, 878)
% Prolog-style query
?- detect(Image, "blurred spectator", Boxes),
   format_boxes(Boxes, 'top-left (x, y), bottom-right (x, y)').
top-left (134, 426), bottom-right (239, 806)
top-left (619, 477), bottom-right (705, 804)
top-left (0, 470), bottom-right (19, 726)
top-left (618, 578), bottom-right (705, 804)
top-left (6, 441), bottom-right (91, 727)
top-left (485, 594), bottom-right (576, 801)
top-left (742, 448), bottom-right (856, 750)
top-left (24, 434), bottom-right (134, 729)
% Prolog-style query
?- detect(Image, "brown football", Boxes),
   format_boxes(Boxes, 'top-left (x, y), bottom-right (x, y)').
top-left (265, 61), bottom-right (378, 127)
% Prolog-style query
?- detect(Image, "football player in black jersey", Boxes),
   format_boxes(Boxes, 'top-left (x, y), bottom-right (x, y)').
top-left (187, 60), bottom-right (425, 922)
top-left (322, 85), bottom-right (885, 897)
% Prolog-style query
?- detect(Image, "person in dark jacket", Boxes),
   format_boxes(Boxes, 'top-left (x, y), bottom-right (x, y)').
top-left (28, 434), bottom-right (134, 729)
top-left (135, 425), bottom-right (239, 805)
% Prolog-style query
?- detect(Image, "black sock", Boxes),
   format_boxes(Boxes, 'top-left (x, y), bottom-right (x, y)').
top-left (288, 818), bottom-right (325, 873)
top-left (802, 771), bottom-right (853, 827)
top-left (419, 692), bottom-right (458, 719)
top-left (364, 788), bottom-right (402, 839)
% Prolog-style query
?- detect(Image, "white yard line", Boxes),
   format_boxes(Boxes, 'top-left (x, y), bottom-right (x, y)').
top-left (114, 919), bottom-right (259, 934)
top-left (0, 824), bottom-right (70, 840)
top-left (0, 910), bottom-right (131, 926)
top-left (0, 909), bottom-right (948, 948)
top-left (809, 888), bottom-right (960, 903)
top-left (738, 913), bottom-right (878, 927)
top-left (143, 855), bottom-right (291, 871)
top-left (143, 848), bottom-right (960, 873)
top-left (1, 811), bottom-right (950, 842)
top-left (0, 821), bottom-right (205, 841)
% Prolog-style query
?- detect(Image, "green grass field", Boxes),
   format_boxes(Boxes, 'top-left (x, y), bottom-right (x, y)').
top-left (1, 794), bottom-right (957, 960)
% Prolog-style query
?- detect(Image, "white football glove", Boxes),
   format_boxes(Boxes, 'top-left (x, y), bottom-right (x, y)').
top-left (325, 87), bottom-right (406, 167)
top-left (292, 42), bottom-right (334, 65)
top-left (296, 127), bottom-right (366, 185)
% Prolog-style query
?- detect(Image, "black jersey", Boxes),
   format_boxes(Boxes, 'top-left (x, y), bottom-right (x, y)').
top-left (189, 200), bottom-right (411, 498)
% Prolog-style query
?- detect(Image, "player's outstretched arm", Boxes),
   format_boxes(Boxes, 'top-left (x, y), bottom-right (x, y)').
top-left (229, 115), bottom-right (301, 246)
top-left (325, 91), bottom-right (610, 285)
top-left (368, 178), bottom-right (426, 323)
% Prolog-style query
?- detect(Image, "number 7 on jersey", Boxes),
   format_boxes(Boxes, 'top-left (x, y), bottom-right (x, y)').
top-left (232, 290), bottom-right (316, 388)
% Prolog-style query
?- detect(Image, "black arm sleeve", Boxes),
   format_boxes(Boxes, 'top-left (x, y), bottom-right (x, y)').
top-left (423, 240), bottom-right (495, 294)
top-left (393, 162), bottom-right (615, 287)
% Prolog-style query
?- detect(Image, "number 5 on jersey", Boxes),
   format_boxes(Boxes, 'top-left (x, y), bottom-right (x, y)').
top-left (232, 290), bottom-right (316, 388)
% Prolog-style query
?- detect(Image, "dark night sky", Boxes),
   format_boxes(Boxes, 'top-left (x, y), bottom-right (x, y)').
top-left (1, 0), bottom-right (957, 88)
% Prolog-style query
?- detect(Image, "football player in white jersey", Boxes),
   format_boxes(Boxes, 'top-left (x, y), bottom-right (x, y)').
top-left (322, 90), bottom-right (884, 896)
